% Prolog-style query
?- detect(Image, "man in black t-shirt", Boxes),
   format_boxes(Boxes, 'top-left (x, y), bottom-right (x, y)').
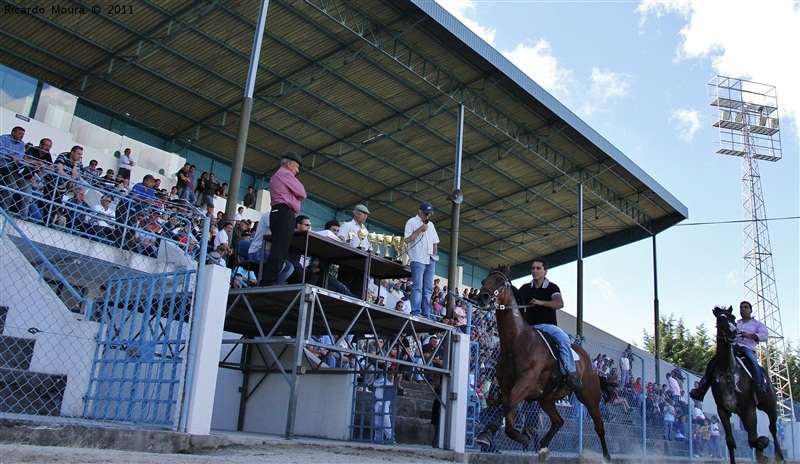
top-left (176, 162), bottom-right (191, 199)
top-left (517, 258), bottom-right (582, 392)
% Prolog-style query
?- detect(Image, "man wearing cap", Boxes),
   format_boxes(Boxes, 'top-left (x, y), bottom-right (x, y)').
top-left (404, 202), bottom-right (440, 319)
top-left (263, 152), bottom-right (306, 286)
top-left (338, 204), bottom-right (370, 247)
top-left (337, 204), bottom-right (371, 296)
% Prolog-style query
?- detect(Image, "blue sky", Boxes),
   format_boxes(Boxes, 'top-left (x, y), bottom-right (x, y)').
top-left (435, 0), bottom-right (800, 346)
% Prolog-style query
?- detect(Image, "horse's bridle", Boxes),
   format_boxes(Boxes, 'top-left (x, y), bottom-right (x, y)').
top-left (479, 270), bottom-right (536, 312)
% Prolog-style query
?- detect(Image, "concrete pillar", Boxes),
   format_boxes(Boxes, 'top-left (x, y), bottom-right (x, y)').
top-left (445, 332), bottom-right (470, 453)
top-left (183, 264), bottom-right (230, 434)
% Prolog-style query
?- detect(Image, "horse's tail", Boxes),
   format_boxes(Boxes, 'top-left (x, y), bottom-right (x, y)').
top-left (598, 376), bottom-right (618, 403)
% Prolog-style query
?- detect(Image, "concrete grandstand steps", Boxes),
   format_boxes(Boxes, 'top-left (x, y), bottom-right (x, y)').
top-left (394, 380), bottom-right (436, 446)
top-left (0, 367), bottom-right (67, 416)
top-left (0, 335), bottom-right (36, 370)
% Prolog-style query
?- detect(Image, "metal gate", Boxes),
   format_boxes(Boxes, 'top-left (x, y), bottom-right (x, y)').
top-left (84, 270), bottom-right (195, 428)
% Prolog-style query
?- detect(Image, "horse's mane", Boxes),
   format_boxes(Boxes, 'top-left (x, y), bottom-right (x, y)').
top-left (490, 264), bottom-right (511, 275)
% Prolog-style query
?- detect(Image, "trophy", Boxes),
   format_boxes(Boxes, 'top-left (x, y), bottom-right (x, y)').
top-left (347, 229), bottom-right (357, 247)
top-left (392, 236), bottom-right (403, 262)
top-left (401, 241), bottom-right (410, 265)
top-left (374, 234), bottom-right (385, 256)
top-left (368, 232), bottom-right (377, 254)
top-left (383, 235), bottom-right (393, 259)
top-left (357, 228), bottom-right (368, 250)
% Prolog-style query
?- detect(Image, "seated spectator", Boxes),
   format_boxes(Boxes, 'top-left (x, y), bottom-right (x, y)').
top-left (133, 226), bottom-right (159, 257)
top-left (91, 194), bottom-right (116, 239)
top-left (64, 187), bottom-right (93, 233)
top-left (214, 221), bottom-right (233, 257)
top-left (232, 265), bottom-right (258, 288)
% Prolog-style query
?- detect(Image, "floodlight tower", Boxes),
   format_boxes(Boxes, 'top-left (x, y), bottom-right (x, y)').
top-left (707, 76), bottom-right (793, 420)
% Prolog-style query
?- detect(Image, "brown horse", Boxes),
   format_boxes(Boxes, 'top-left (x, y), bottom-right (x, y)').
top-left (473, 265), bottom-right (614, 462)
top-left (710, 306), bottom-right (784, 463)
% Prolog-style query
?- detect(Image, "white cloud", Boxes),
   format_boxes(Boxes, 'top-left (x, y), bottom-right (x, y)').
top-left (669, 108), bottom-right (703, 141)
top-left (578, 68), bottom-right (632, 116)
top-left (637, 0), bottom-right (800, 134)
top-left (591, 277), bottom-right (619, 304)
top-left (503, 40), bottom-right (575, 98)
top-left (725, 270), bottom-right (738, 286)
top-left (435, 0), bottom-right (573, 100)
top-left (435, 0), bottom-right (496, 45)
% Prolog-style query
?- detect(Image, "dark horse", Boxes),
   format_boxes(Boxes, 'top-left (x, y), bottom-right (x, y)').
top-left (710, 305), bottom-right (784, 463)
top-left (473, 265), bottom-right (614, 462)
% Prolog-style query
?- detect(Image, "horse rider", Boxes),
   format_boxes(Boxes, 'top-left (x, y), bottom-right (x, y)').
top-left (690, 300), bottom-right (769, 403)
top-left (516, 258), bottom-right (583, 392)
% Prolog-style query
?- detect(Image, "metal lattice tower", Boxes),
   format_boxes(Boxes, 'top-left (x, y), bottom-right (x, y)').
top-left (707, 76), bottom-right (794, 420)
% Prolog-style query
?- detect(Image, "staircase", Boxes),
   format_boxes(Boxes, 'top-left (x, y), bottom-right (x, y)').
top-left (0, 306), bottom-right (68, 416)
top-left (395, 380), bottom-right (437, 446)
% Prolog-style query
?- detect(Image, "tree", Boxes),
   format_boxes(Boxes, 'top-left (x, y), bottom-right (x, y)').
top-left (642, 314), bottom-right (714, 373)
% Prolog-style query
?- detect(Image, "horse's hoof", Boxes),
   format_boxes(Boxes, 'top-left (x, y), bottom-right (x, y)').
top-left (538, 447), bottom-right (550, 462)
top-left (474, 433), bottom-right (492, 448)
top-left (756, 436), bottom-right (770, 450)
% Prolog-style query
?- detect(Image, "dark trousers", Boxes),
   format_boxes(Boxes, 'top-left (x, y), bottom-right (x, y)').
top-left (263, 203), bottom-right (295, 285)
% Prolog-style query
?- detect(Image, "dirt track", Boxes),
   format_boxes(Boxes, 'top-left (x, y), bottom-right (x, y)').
top-left (0, 443), bottom-right (454, 464)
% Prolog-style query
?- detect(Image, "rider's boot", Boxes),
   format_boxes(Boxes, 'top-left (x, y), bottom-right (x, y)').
top-left (565, 372), bottom-right (583, 392)
top-left (689, 375), bottom-right (710, 402)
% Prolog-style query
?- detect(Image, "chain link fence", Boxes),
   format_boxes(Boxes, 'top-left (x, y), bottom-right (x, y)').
top-left (1, 151), bottom-right (206, 430)
top-left (465, 305), bottom-right (755, 460)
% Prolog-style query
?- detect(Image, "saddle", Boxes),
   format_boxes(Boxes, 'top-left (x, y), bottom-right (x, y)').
top-left (535, 329), bottom-right (579, 364)
top-left (534, 329), bottom-right (580, 396)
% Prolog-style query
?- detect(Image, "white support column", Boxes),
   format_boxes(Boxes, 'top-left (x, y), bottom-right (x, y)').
top-left (445, 332), bottom-right (470, 453)
top-left (183, 264), bottom-right (230, 434)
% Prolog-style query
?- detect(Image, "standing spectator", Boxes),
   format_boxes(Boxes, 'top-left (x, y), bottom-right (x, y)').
top-left (118, 147), bottom-right (135, 180)
top-left (186, 165), bottom-right (197, 204)
top-left (619, 352), bottom-right (631, 388)
top-left (403, 201), bottom-right (439, 319)
top-left (176, 162), bottom-right (191, 199)
top-left (201, 172), bottom-right (218, 214)
top-left (194, 171), bottom-right (207, 205)
top-left (709, 416), bottom-right (721, 458)
top-left (372, 372), bottom-right (395, 443)
top-left (234, 206), bottom-right (245, 222)
top-left (667, 372), bottom-right (682, 404)
top-left (663, 399), bottom-right (676, 440)
top-left (243, 186), bottom-right (256, 209)
top-left (263, 152), bottom-right (306, 286)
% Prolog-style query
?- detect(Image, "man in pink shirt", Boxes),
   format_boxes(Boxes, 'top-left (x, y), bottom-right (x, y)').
top-left (263, 152), bottom-right (306, 286)
top-left (690, 300), bottom-right (770, 402)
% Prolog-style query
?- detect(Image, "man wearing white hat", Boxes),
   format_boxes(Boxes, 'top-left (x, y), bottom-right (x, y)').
top-left (337, 204), bottom-right (370, 247)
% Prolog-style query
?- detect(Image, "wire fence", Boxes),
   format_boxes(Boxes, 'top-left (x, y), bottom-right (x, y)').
top-left (1, 154), bottom-right (205, 430)
top-left (465, 305), bottom-right (758, 460)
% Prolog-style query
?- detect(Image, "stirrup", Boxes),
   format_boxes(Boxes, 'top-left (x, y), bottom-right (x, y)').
top-left (566, 374), bottom-right (583, 391)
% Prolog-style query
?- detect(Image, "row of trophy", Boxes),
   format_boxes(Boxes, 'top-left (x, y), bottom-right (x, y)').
top-left (347, 229), bottom-right (409, 264)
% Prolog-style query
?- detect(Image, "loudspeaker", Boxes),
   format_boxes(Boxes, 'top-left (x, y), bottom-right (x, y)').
top-left (450, 188), bottom-right (463, 204)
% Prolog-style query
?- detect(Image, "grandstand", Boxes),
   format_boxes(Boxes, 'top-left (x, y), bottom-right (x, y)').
top-left (4, 0), bottom-right (793, 461)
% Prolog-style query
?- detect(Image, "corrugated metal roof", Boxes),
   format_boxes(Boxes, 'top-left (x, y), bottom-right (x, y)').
top-left (1, 0), bottom-right (687, 278)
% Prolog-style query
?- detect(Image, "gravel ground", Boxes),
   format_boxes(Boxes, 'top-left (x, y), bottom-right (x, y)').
top-left (0, 442), bottom-right (455, 464)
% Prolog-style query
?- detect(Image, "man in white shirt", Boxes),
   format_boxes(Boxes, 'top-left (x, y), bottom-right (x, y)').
top-left (118, 147), bottom-right (135, 180)
top-left (337, 204), bottom-right (370, 248)
top-left (404, 202), bottom-right (439, 319)
top-left (214, 221), bottom-right (233, 256)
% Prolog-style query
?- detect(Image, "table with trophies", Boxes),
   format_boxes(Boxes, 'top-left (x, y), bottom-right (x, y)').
top-left (289, 229), bottom-right (410, 299)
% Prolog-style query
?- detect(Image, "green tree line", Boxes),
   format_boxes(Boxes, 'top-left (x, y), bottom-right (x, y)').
top-left (642, 314), bottom-right (800, 402)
